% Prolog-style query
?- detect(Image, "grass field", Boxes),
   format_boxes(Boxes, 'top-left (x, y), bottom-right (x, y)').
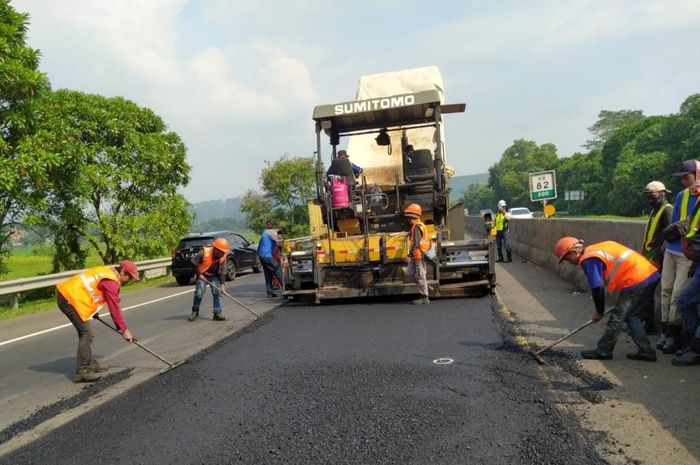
top-left (0, 245), bottom-right (174, 320)
top-left (4, 245), bottom-right (105, 281)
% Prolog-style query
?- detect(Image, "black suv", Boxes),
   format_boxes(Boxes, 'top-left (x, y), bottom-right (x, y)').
top-left (171, 231), bottom-right (261, 285)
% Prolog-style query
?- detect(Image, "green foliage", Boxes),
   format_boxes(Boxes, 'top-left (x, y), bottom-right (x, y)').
top-left (484, 95), bottom-right (700, 217)
top-left (585, 109), bottom-right (645, 150)
top-left (461, 183), bottom-right (494, 214)
top-left (23, 89), bottom-right (193, 269)
top-left (0, 0), bottom-right (51, 274)
top-left (488, 139), bottom-right (558, 208)
top-left (241, 154), bottom-right (315, 236)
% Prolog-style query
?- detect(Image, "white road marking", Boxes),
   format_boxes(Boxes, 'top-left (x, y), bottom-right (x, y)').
top-left (0, 289), bottom-right (194, 348)
top-left (433, 358), bottom-right (454, 365)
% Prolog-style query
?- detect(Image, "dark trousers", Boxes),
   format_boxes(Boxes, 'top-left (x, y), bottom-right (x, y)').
top-left (260, 256), bottom-right (283, 296)
top-left (57, 293), bottom-right (93, 373)
top-left (496, 230), bottom-right (512, 260)
top-left (677, 274), bottom-right (700, 337)
top-left (597, 284), bottom-right (655, 355)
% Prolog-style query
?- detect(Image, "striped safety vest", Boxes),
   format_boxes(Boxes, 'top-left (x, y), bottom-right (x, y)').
top-left (643, 203), bottom-right (672, 252)
top-left (580, 241), bottom-right (657, 292)
top-left (410, 219), bottom-right (431, 259)
top-left (196, 246), bottom-right (226, 275)
top-left (56, 266), bottom-right (120, 321)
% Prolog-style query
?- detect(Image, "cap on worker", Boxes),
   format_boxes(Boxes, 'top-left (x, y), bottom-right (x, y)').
top-left (213, 237), bottom-right (229, 253)
top-left (672, 159), bottom-right (699, 177)
top-left (119, 260), bottom-right (140, 281)
top-left (404, 203), bottom-right (422, 218)
top-left (554, 237), bottom-right (583, 263)
top-left (643, 181), bottom-right (671, 194)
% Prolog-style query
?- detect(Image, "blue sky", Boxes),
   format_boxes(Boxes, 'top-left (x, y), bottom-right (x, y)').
top-left (13, 0), bottom-right (700, 202)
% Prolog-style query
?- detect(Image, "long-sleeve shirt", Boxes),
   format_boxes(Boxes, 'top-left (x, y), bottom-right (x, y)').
top-left (98, 280), bottom-right (127, 331)
top-left (257, 231), bottom-right (276, 259)
top-left (667, 189), bottom-right (699, 255)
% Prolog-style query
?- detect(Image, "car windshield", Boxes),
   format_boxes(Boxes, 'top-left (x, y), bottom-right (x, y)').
top-left (178, 237), bottom-right (214, 249)
top-left (510, 208), bottom-right (530, 215)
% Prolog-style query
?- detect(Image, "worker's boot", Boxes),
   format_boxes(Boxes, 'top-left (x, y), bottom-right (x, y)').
top-left (580, 349), bottom-right (612, 360)
top-left (74, 369), bottom-right (101, 383)
top-left (188, 309), bottom-right (199, 322)
top-left (213, 313), bottom-right (227, 321)
top-left (89, 359), bottom-right (109, 373)
top-left (662, 326), bottom-right (682, 354)
top-left (411, 295), bottom-right (430, 305)
top-left (672, 337), bottom-right (700, 366)
top-left (656, 325), bottom-right (668, 350)
top-left (626, 350), bottom-right (657, 362)
top-left (505, 252), bottom-right (512, 263)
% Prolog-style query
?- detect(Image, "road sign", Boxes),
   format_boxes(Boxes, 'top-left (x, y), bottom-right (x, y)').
top-left (529, 170), bottom-right (557, 201)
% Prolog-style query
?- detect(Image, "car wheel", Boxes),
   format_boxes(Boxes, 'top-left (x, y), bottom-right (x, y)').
top-left (175, 276), bottom-right (191, 286)
top-left (226, 258), bottom-right (237, 281)
top-left (252, 256), bottom-right (262, 273)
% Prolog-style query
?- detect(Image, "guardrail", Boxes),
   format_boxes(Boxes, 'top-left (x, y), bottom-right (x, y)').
top-left (0, 258), bottom-right (172, 309)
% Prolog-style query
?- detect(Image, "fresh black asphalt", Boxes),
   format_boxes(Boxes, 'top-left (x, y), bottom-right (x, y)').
top-left (1, 296), bottom-right (608, 465)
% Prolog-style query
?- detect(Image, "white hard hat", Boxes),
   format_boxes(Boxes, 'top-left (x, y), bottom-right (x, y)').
top-left (498, 199), bottom-right (506, 207)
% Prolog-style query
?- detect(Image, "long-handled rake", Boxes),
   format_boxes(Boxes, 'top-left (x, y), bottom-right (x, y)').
top-left (529, 307), bottom-right (614, 364)
top-left (96, 318), bottom-right (187, 374)
top-left (200, 277), bottom-right (261, 320)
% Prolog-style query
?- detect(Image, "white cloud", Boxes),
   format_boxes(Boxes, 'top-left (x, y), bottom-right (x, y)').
top-left (14, 0), bottom-right (321, 202)
top-left (423, 0), bottom-right (700, 58)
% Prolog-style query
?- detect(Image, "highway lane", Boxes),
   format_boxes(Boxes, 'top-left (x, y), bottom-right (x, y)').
top-left (0, 271), bottom-right (279, 437)
top-left (1, 293), bottom-right (607, 465)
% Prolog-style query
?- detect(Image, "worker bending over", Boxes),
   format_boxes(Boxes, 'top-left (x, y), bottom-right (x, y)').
top-left (556, 237), bottom-right (659, 362)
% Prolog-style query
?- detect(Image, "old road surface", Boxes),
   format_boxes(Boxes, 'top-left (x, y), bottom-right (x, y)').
top-left (2, 284), bottom-right (608, 465)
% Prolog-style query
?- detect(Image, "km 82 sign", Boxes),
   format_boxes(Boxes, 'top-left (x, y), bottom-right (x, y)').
top-left (529, 170), bottom-right (557, 201)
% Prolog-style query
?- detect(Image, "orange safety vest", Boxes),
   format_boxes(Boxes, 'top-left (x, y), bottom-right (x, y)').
top-left (410, 219), bottom-right (431, 259)
top-left (56, 266), bottom-right (121, 321)
top-left (196, 246), bottom-right (226, 275)
top-left (580, 241), bottom-right (658, 292)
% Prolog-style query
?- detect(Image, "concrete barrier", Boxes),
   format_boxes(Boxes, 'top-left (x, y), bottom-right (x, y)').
top-left (466, 215), bottom-right (646, 291)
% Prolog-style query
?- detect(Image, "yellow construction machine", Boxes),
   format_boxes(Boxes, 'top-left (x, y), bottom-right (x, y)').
top-left (282, 67), bottom-right (494, 303)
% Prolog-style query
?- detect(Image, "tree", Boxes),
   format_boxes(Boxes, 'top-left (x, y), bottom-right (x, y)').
top-left (488, 139), bottom-right (558, 208)
top-left (0, 1), bottom-right (51, 274)
top-left (461, 183), bottom-right (494, 214)
top-left (584, 109), bottom-right (645, 150)
top-left (25, 89), bottom-right (192, 269)
top-left (241, 154), bottom-right (315, 237)
top-left (553, 150), bottom-right (603, 214)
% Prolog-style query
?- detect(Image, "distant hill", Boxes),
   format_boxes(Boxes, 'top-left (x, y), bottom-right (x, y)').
top-left (448, 173), bottom-right (488, 195)
top-left (189, 197), bottom-right (244, 223)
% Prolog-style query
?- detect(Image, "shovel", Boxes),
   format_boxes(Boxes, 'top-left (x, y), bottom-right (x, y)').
top-left (200, 277), bottom-right (261, 320)
top-left (529, 307), bottom-right (614, 365)
top-left (96, 318), bottom-right (187, 374)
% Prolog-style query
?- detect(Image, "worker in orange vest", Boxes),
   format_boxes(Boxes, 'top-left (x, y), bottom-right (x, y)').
top-left (405, 203), bottom-right (432, 305)
top-left (189, 238), bottom-right (229, 322)
top-left (56, 260), bottom-right (140, 383)
top-left (556, 237), bottom-right (660, 362)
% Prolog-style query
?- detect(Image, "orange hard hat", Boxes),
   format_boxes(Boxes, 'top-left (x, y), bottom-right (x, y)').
top-left (404, 203), bottom-right (422, 218)
top-left (213, 238), bottom-right (229, 253)
top-left (555, 236), bottom-right (582, 262)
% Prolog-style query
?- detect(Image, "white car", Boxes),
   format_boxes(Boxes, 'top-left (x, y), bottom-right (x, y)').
top-left (508, 207), bottom-right (534, 218)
